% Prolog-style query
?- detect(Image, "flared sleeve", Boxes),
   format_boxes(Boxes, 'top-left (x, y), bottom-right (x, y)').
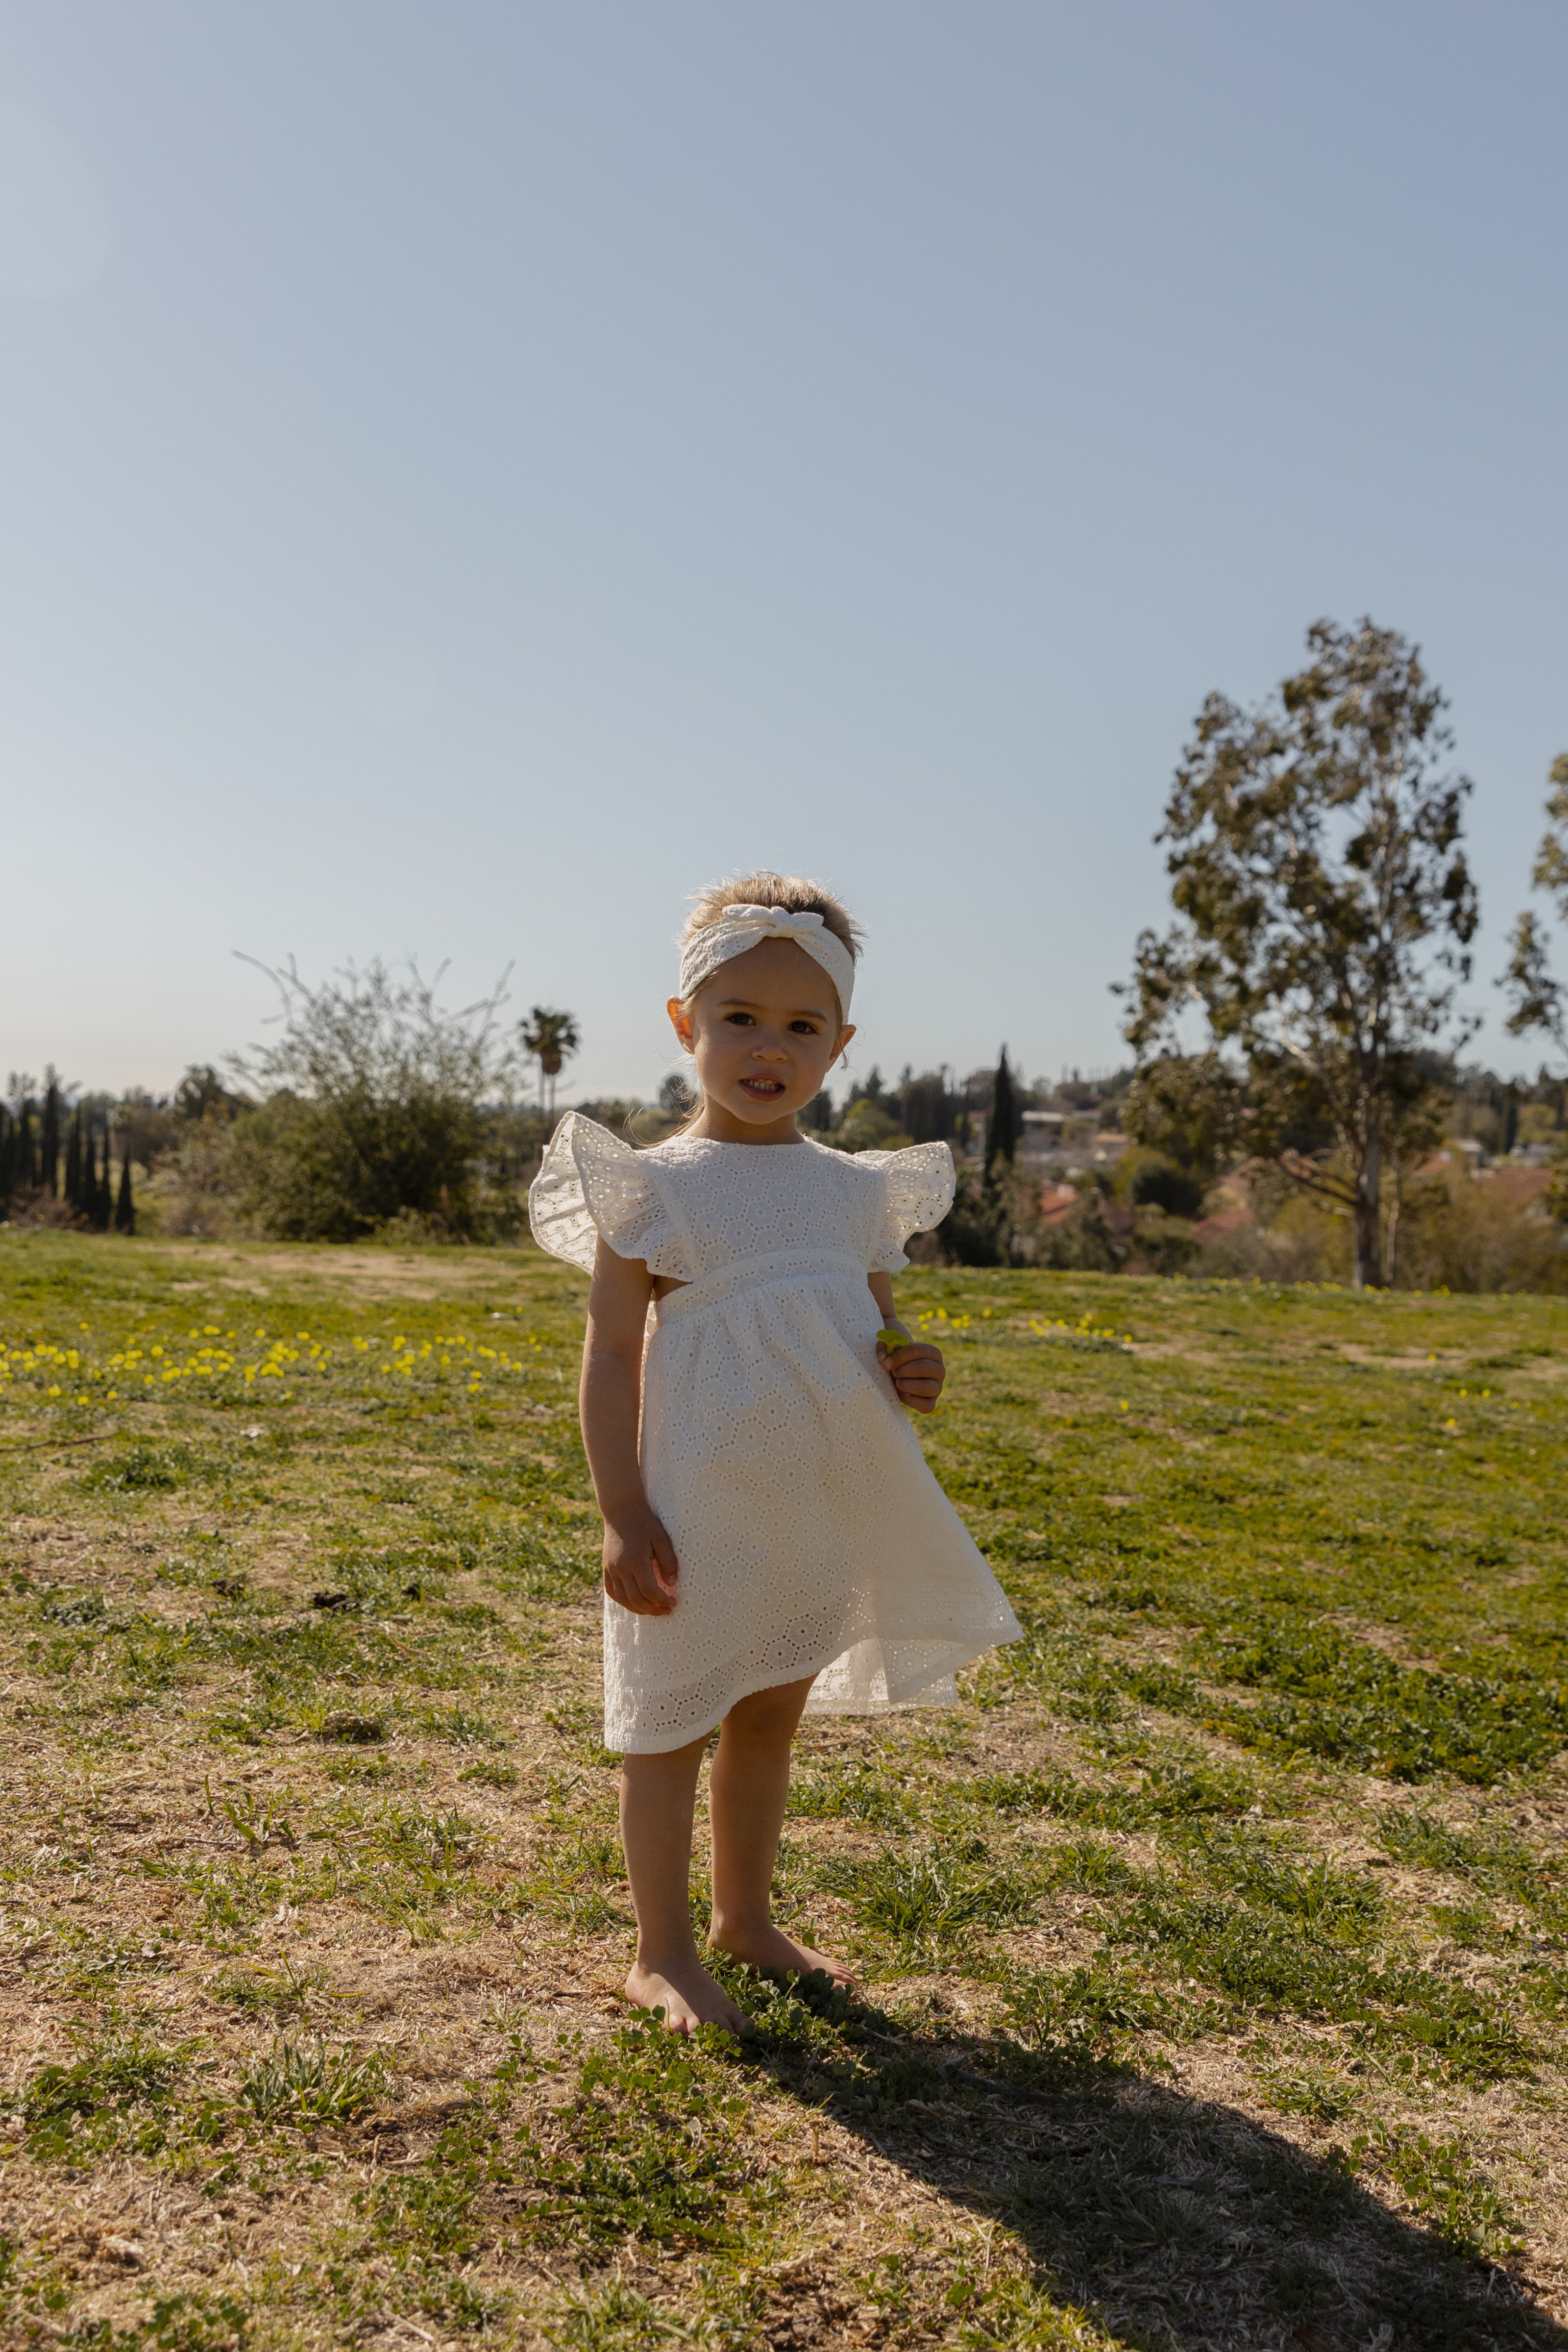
top-left (858, 1141), bottom-right (956, 1272)
top-left (528, 1114), bottom-right (692, 1278)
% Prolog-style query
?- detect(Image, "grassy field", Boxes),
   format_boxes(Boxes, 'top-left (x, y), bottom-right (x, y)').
top-left (2, 1229), bottom-right (1567, 2352)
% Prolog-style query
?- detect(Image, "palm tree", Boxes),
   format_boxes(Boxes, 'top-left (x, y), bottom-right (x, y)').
top-left (520, 1007), bottom-right (580, 1118)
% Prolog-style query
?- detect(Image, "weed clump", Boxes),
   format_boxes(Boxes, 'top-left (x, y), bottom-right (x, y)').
top-left (1351, 2122), bottom-right (1524, 2258)
top-left (82, 1443), bottom-right (188, 1492)
top-left (819, 1839), bottom-right (1039, 1962)
top-left (786, 1761), bottom-right (912, 1828)
top-left (22, 2030), bottom-right (191, 2162)
top-left (37, 1585), bottom-right (109, 1628)
top-left (1001, 1956), bottom-right (1183, 2060)
top-left (317, 1711), bottom-right (387, 1745)
top-left (240, 2039), bottom-right (389, 2123)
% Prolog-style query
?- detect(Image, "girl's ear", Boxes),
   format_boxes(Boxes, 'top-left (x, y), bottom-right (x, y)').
top-left (836, 1023), bottom-right (857, 1060)
top-left (667, 996), bottom-right (696, 1052)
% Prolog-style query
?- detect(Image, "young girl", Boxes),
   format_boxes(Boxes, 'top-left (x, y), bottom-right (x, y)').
top-left (529, 873), bottom-right (1020, 2032)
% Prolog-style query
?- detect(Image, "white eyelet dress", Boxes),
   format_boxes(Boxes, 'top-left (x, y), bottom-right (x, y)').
top-left (529, 1116), bottom-right (1021, 1754)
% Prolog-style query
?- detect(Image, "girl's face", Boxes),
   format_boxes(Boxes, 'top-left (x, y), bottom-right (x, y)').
top-left (667, 937), bottom-right (856, 1139)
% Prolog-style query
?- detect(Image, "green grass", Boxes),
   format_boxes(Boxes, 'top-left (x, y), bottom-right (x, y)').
top-left (238, 2038), bottom-right (390, 2123)
top-left (1, 1231), bottom-right (1567, 2348)
top-left (22, 2028), bottom-right (193, 2160)
top-left (819, 1839), bottom-right (1041, 1961)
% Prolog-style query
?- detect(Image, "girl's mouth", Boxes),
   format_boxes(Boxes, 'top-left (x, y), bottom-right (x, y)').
top-left (739, 1076), bottom-right (787, 1099)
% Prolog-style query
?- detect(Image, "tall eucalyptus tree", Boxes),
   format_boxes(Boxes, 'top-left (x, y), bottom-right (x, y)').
top-left (1123, 618), bottom-right (1477, 1287)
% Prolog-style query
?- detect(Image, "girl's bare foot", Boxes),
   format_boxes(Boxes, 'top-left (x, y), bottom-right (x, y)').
top-left (626, 1955), bottom-right (750, 2035)
top-left (710, 1923), bottom-right (858, 1990)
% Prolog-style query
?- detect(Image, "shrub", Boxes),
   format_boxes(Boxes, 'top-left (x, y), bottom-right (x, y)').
top-left (1126, 1151), bottom-right (1205, 1219)
top-left (832, 1097), bottom-right (911, 1152)
top-left (145, 1114), bottom-right (246, 1240)
top-left (937, 1164), bottom-right (1014, 1265)
top-left (1396, 1164), bottom-right (1568, 1293)
top-left (225, 959), bottom-right (520, 1242)
top-left (1193, 1212), bottom-right (1336, 1284)
top-left (1127, 1204), bottom-right (1200, 1275)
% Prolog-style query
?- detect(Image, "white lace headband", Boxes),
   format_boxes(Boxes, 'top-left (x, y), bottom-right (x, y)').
top-left (678, 903), bottom-right (856, 1018)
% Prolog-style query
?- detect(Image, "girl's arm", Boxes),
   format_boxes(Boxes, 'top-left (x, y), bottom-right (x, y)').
top-left (867, 1272), bottom-right (945, 1415)
top-left (581, 1238), bottom-right (680, 1615)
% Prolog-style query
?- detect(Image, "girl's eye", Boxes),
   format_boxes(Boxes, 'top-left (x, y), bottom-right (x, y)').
top-left (788, 1021), bottom-right (821, 1035)
top-left (724, 1012), bottom-right (757, 1027)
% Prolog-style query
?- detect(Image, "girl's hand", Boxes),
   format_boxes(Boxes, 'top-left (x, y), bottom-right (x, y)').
top-left (603, 1505), bottom-right (680, 1615)
top-left (877, 1333), bottom-right (946, 1415)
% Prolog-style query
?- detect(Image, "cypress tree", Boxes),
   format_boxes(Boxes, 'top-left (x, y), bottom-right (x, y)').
top-left (16, 1099), bottom-right (36, 1191)
top-left (115, 1152), bottom-right (136, 1235)
top-left (0, 1105), bottom-right (12, 1211)
top-left (42, 1083), bottom-right (61, 1197)
top-left (84, 1125), bottom-right (101, 1230)
top-left (64, 1108), bottom-right (83, 1210)
top-left (96, 1126), bottom-right (115, 1230)
top-left (985, 1047), bottom-right (1021, 1174)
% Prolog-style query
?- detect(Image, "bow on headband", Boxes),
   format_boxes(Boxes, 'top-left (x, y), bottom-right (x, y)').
top-left (678, 902), bottom-right (856, 1017)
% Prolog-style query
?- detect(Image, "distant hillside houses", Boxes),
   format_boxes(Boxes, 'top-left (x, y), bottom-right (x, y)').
top-left (1020, 1106), bottom-right (1129, 1173)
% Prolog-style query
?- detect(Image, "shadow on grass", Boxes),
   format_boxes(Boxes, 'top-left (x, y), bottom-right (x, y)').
top-left (726, 1970), bottom-right (1567, 2352)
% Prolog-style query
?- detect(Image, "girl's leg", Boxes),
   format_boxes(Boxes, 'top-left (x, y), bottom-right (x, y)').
top-left (620, 1735), bottom-right (749, 2034)
top-left (707, 1677), bottom-right (857, 1989)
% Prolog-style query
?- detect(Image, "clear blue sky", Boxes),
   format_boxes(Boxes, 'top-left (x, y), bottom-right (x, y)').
top-left (3, 2), bottom-right (1565, 1107)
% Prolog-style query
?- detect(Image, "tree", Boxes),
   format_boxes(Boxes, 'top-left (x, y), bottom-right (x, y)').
top-left (115, 1089), bottom-right (179, 1170)
top-left (984, 1047), bottom-right (1021, 1174)
top-left (114, 1153), bottom-right (136, 1235)
top-left (1504, 752), bottom-right (1568, 1227)
top-left (1123, 1050), bottom-right (1248, 1179)
top-left (1123, 619), bottom-right (1477, 1289)
top-left (41, 1079), bottom-right (61, 1198)
top-left (12, 1094), bottom-right (36, 1192)
top-left (175, 1065), bottom-right (246, 1124)
top-left (892, 1069), bottom-right (954, 1144)
top-left (1127, 1153), bottom-right (1205, 1219)
top-left (63, 1107), bottom-right (83, 1210)
top-left (94, 1123), bottom-right (114, 1230)
top-left (837, 1096), bottom-right (909, 1151)
top-left (1503, 752), bottom-right (1568, 1063)
top-left (519, 1008), bottom-right (580, 1118)
top-left (936, 1050), bottom-right (1025, 1264)
top-left (230, 956), bottom-right (517, 1242)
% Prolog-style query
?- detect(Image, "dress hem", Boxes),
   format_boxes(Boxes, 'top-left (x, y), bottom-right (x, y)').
top-left (602, 1628), bottom-right (1011, 1756)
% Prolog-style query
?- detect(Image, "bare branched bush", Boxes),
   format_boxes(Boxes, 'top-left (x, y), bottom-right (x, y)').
top-left (1194, 1214), bottom-right (1336, 1285)
top-left (226, 959), bottom-right (519, 1243)
top-left (146, 1115), bottom-right (244, 1239)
